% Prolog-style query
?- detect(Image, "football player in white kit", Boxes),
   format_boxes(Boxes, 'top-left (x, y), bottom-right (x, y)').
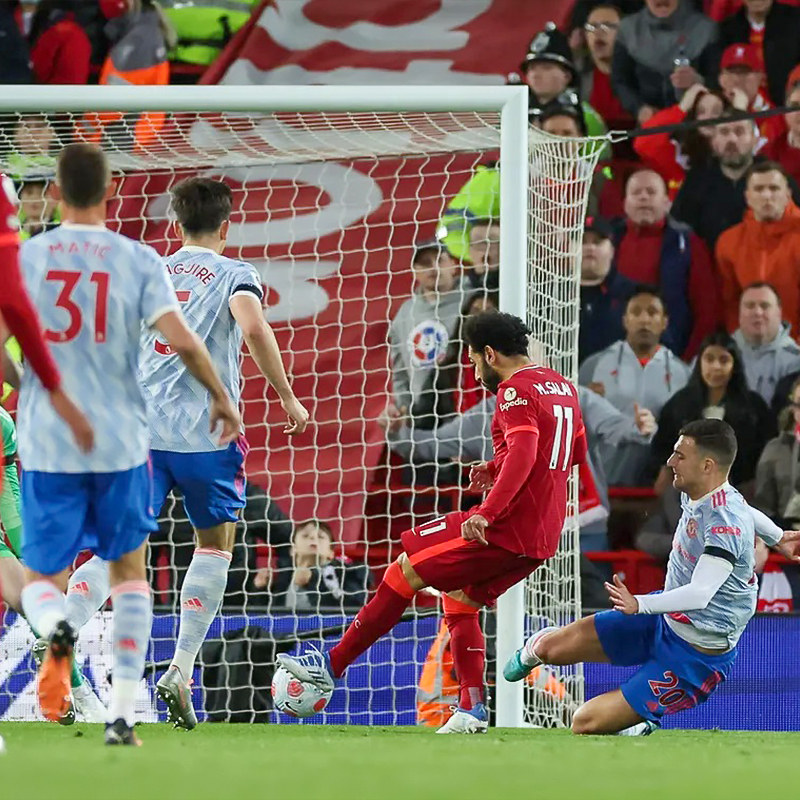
top-left (17, 145), bottom-right (240, 745)
top-left (64, 177), bottom-right (309, 731)
top-left (505, 418), bottom-right (800, 735)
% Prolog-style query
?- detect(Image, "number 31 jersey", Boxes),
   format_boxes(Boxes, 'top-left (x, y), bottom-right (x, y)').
top-left (17, 224), bottom-right (178, 473)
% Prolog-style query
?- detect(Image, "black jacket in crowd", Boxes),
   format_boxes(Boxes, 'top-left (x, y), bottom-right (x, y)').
top-left (719, 1), bottom-right (800, 106)
top-left (671, 154), bottom-right (800, 252)
top-left (650, 387), bottom-right (775, 486)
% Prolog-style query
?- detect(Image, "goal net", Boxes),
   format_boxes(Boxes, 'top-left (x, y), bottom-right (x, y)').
top-left (0, 87), bottom-right (603, 728)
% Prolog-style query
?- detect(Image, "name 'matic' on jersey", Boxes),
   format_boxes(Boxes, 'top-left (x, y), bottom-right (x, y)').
top-left (18, 224), bottom-right (179, 473)
top-left (666, 482), bottom-right (757, 649)
top-left (139, 246), bottom-right (263, 452)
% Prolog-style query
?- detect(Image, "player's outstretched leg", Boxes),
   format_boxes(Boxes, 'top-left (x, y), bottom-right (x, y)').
top-left (105, 544), bottom-right (152, 747)
top-left (503, 626), bottom-right (561, 682)
top-left (20, 576), bottom-right (75, 722)
top-left (435, 593), bottom-right (488, 734)
top-left (61, 556), bottom-right (112, 722)
top-left (157, 525), bottom-right (233, 730)
top-left (278, 556), bottom-right (420, 695)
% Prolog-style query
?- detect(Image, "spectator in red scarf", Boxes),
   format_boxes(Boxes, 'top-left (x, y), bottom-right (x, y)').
top-left (28, 0), bottom-right (91, 85)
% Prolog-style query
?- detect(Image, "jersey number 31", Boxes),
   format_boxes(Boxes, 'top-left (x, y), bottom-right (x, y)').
top-left (44, 270), bottom-right (109, 344)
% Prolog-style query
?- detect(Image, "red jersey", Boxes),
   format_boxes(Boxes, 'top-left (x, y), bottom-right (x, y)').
top-left (475, 365), bottom-right (586, 560)
top-left (0, 174), bottom-right (61, 392)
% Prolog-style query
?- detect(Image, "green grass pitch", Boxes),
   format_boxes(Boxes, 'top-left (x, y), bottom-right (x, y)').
top-left (1, 723), bottom-right (797, 800)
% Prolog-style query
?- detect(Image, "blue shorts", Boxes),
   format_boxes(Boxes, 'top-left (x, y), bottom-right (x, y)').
top-left (21, 463), bottom-right (157, 576)
top-left (594, 610), bottom-right (738, 722)
top-left (151, 437), bottom-right (248, 530)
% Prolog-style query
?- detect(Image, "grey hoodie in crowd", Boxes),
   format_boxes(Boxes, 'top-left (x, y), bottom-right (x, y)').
top-left (389, 281), bottom-right (465, 413)
top-left (579, 340), bottom-right (690, 486)
top-left (732, 324), bottom-right (800, 406)
top-left (387, 386), bottom-right (652, 532)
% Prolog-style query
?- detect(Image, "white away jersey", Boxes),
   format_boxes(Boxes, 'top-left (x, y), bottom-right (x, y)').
top-left (665, 482), bottom-right (757, 649)
top-left (139, 246), bottom-right (263, 452)
top-left (17, 224), bottom-right (179, 473)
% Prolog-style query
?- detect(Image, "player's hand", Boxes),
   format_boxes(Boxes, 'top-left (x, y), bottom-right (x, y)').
top-left (461, 514), bottom-right (489, 546)
top-left (468, 462), bottom-right (494, 492)
top-left (49, 388), bottom-right (94, 453)
top-left (637, 105), bottom-right (656, 126)
top-left (281, 395), bottom-right (309, 436)
top-left (775, 530), bottom-right (800, 563)
top-left (605, 574), bottom-right (639, 615)
top-left (210, 394), bottom-right (241, 446)
top-left (634, 403), bottom-right (657, 436)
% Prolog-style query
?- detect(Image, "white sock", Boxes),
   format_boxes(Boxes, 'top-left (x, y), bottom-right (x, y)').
top-left (66, 556), bottom-right (110, 631)
top-left (20, 580), bottom-right (66, 639)
top-left (521, 626), bottom-right (559, 667)
top-left (171, 548), bottom-right (231, 679)
top-left (617, 721), bottom-right (651, 737)
top-left (108, 580), bottom-right (152, 727)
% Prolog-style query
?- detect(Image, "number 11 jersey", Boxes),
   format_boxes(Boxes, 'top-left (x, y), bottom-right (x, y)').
top-left (479, 365), bottom-right (587, 560)
top-left (17, 224), bottom-right (178, 473)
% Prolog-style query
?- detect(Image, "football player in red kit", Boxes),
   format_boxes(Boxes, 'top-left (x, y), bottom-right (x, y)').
top-left (278, 311), bottom-right (586, 732)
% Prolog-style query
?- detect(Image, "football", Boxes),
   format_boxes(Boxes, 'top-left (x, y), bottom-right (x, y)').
top-left (271, 666), bottom-right (332, 718)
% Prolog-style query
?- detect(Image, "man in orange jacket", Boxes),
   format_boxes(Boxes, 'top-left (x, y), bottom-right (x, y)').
top-left (716, 160), bottom-right (800, 336)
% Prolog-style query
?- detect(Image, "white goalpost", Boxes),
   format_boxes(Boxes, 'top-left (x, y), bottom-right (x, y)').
top-left (0, 85), bottom-right (603, 728)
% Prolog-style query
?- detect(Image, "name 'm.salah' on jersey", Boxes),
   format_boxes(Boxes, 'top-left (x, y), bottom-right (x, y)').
top-left (474, 365), bottom-right (586, 560)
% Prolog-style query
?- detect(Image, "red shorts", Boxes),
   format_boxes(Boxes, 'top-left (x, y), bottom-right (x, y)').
top-left (400, 511), bottom-right (542, 607)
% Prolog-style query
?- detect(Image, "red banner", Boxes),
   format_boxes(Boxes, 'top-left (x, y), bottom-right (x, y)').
top-left (204, 0), bottom-right (573, 87)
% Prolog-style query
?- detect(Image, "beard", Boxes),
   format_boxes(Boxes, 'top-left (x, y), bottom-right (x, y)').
top-left (480, 363), bottom-right (503, 394)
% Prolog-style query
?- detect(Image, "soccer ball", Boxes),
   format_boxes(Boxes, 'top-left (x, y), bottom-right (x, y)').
top-left (271, 666), bottom-right (332, 718)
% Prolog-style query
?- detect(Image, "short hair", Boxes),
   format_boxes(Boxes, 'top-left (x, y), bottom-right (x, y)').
top-left (745, 159), bottom-right (790, 186)
top-left (171, 177), bottom-right (233, 235)
top-left (624, 284), bottom-right (665, 311)
top-left (587, 3), bottom-right (623, 19)
top-left (463, 311), bottom-right (530, 357)
top-left (678, 419), bottom-right (738, 469)
top-left (741, 281), bottom-right (781, 306)
top-left (291, 519), bottom-right (333, 544)
top-left (624, 168), bottom-right (667, 195)
top-left (56, 143), bottom-right (109, 208)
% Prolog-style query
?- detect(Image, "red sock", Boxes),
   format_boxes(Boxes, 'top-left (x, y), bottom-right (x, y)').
top-left (443, 595), bottom-right (485, 711)
top-left (328, 562), bottom-right (415, 678)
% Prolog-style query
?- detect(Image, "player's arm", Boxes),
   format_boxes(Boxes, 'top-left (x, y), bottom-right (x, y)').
top-left (747, 502), bottom-right (800, 562)
top-left (609, 506), bottom-right (742, 615)
top-left (229, 293), bottom-right (308, 436)
top-left (1, 236), bottom-right (93, 452)
top-left (153, 310), bottom-right (240, 444)
top-left (473, 396), bottom-right (541, 526)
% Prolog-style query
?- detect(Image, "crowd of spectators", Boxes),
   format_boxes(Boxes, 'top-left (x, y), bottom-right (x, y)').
top-left (385, 0), bottom-right (800, 602)
top-left (0, 0), bottom-right (255, 87)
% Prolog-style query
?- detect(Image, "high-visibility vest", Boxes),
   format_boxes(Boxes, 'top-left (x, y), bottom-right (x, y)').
top-left (2, 338), bottom-right (21, 403)
top-left (76, 9), bottom-right (169, 151)
top-left (160, 0), bottom-right (259, 66)
top-left (416, 621), bottom-right (459, 727)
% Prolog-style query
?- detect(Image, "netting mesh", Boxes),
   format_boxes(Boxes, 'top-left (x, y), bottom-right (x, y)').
top-left (0, 106), bottom-right (602, 728)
